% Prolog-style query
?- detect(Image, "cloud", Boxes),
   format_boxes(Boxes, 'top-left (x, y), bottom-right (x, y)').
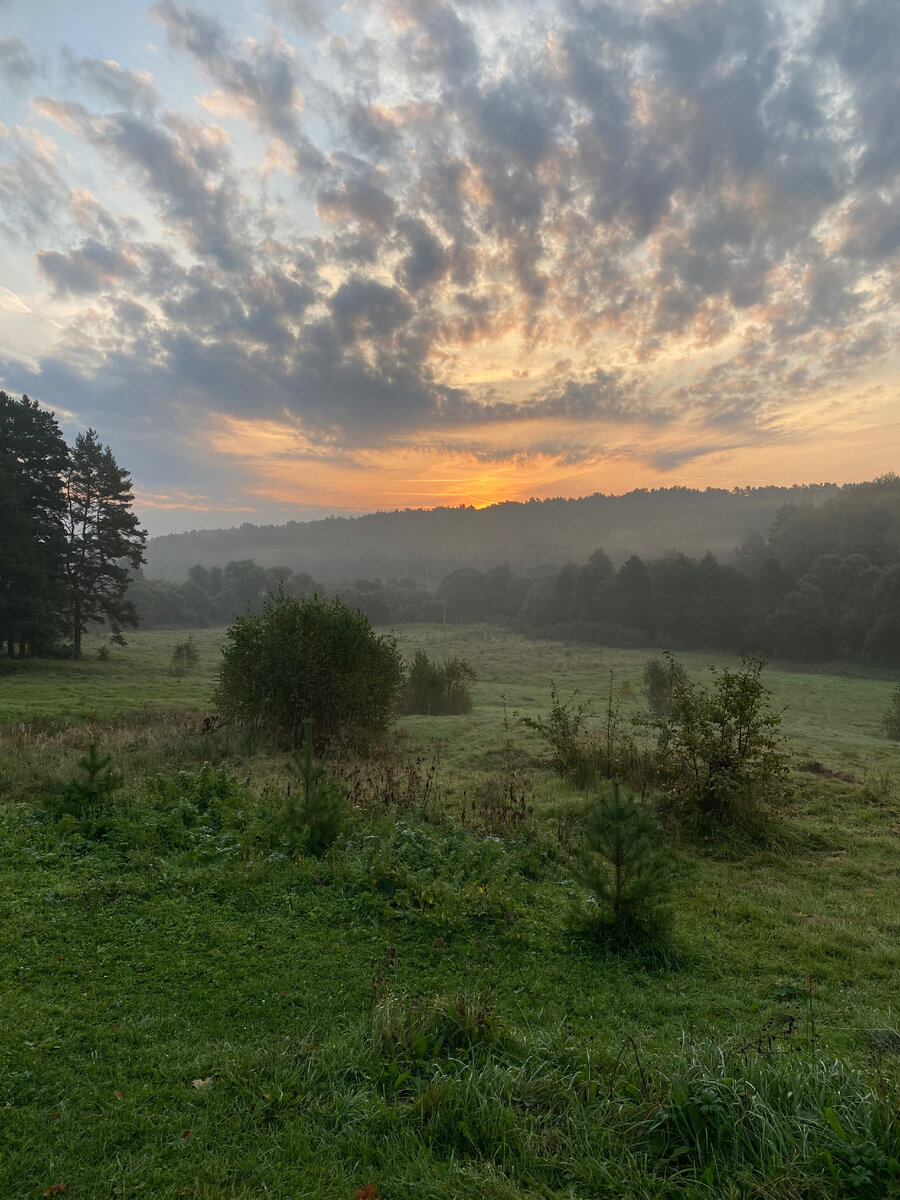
top-left (0, 36), bottom-right (38, 87)
top-left (63, 52), bottom-right (158, 109)
top-left (0, 125), bottom-right (67, 240)
top-left (267, 0), bottom-right (326, 35)
top-left (2, 0), bottom-right (898, 524)
top-left (150, 0), bottom-right (325, 174)
top-left (34, 97), bottom-right (246, 268)
top-left (36, 238), bottom-right (141, 295)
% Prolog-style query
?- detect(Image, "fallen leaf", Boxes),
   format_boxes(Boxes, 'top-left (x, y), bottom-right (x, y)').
top-left (49, 1114), bottom-right (59, 1123)
top-left (355, 1187), bottom-right (377, 1200)
top-left (44, 1186), bottom-right (67, 1196)
top-left (182, 1130), bottom-right (191, 1140)
top-left (115, 1090), bottom-right (127, 1101)
top-left (191, 1077), bottom-right (214, 1091)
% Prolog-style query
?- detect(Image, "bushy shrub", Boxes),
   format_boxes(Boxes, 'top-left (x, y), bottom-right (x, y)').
top-left (400, 649), bottom-right (477, 715)
top-left (882, 684), bottom-right (900, 740)
top-left (652, 655), bottom-right (790, 832)
top-left (521, 678), bottom-right (649, 791)
top-left (574, 783), bottom-right (672, 950)
top-left (520, 685), bottom-right (599, 788)
top-left (214, 589), bottom-right (403, 750)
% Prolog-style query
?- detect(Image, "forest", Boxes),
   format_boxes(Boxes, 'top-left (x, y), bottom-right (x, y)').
top-left (130, 475), bottom-right (900, 667)
top-left (144, 483), bottom-right (839, 583)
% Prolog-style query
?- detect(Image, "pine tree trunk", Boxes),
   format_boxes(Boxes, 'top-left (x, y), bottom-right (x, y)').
top-left (73, 604), bottom-right (82, 661)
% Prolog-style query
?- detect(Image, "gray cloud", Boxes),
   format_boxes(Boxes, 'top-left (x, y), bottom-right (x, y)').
top-left (150, 0), bottom-right (325, 175)
top-left (3, 0), bottom-right (897, 491)
top-left (63, 52), bottom-right (158, 109)
top-left (268, 0), bottom-right (326, 34)
top-left (35, 98), bottom-right (246, 268)
top-left (0, 127), bottom-right (68, 240)
top-left (36, 238), bottom-right (141, 294)
top-left (393, 0), bottom-right (479, 86)
top-left (0, 36), bottom-right (38, 87)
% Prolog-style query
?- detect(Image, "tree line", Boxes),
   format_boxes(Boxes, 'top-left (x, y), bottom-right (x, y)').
top-left (0, 392), bottom-right (146, 659)
top-left (145, 482), bottom-right (838, 583)
top-left (129, 474), bottom-right (900, 667)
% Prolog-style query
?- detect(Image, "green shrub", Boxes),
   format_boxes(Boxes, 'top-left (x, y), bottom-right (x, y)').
top-left (651, 655), bottom-right (790, 832)
top-left (126, 762), bottom-right (250, 853)
top-left (400, 649), bottom-right (477, 715)
top-left (214, 589), bottom-right (403, 750)
top-left (521, 677), bottom-right (649, 791)
top-left (882, 684), bottom-right (900, 740)
top-left (574, 783), bottom-right (672, 950)
top-left (520, 684), bottom-right (599, 788)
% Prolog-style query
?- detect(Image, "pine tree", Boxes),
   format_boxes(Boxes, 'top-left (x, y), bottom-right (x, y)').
top-left (577, 783), bottom-right (672, 947)
top-left (63, 429), bottom-right (147, 659)
top-left (0, 393), bottom-right (68, 656)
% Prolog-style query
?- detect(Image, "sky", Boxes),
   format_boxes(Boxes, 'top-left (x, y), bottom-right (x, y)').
top-left (0, 0), bottom-right (898, 536)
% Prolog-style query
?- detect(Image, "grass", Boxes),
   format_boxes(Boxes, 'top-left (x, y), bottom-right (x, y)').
top-left (2, 626), bottom-right (900, 1197)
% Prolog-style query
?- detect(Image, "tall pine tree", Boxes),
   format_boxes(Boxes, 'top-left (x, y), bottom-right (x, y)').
top-left (0, 393), bottom-right (68, 656)
top-left (63, 429), bottom-right (146, 659)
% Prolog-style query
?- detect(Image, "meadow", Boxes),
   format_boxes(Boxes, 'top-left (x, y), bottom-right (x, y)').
top-left (2, 626), bottom-right (900, 1199)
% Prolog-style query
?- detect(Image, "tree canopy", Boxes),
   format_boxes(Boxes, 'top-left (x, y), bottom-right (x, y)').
top-left (0, 393), bottom-right (146, 658)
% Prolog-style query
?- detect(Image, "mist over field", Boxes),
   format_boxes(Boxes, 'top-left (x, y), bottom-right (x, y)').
top-left (145, 482), bottom-right (836, 581)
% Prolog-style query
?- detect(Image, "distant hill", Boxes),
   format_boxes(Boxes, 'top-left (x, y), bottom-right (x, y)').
top-left (144, 484), bottom-right (840, 583)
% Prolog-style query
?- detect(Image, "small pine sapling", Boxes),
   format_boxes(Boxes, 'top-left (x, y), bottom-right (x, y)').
top-left (576, 783), bottom-right (672, 950)
top-left (276, 720), bottom-right (348, 856)
top-left (641, 653), bottom-right (687, 719)
top-left (882, 684), bottom-right (900, 740)
top-left (44, 744), bottom-right (124, 835)
top-left (170, 636), bottom-right (200, 677)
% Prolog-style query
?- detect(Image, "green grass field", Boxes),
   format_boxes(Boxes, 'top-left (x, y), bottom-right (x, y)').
top-left (2, 628), bottom-right (900, 1198)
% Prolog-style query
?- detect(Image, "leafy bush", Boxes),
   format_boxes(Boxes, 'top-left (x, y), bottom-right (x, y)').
top-left (649, 656), bottom-right (790, 832)
top-left (214, 589), bottom-right (403, 750)
top-left (574, 783), bottom-right (672, 950)
top-left (400, 649), bottom-right (477, 715)
top-left (520, 684), bottom-right (599, 788)
top-left (882, 684), bottom-right (900, 740)
top-left (521, 677), bottom-right (649, 791)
